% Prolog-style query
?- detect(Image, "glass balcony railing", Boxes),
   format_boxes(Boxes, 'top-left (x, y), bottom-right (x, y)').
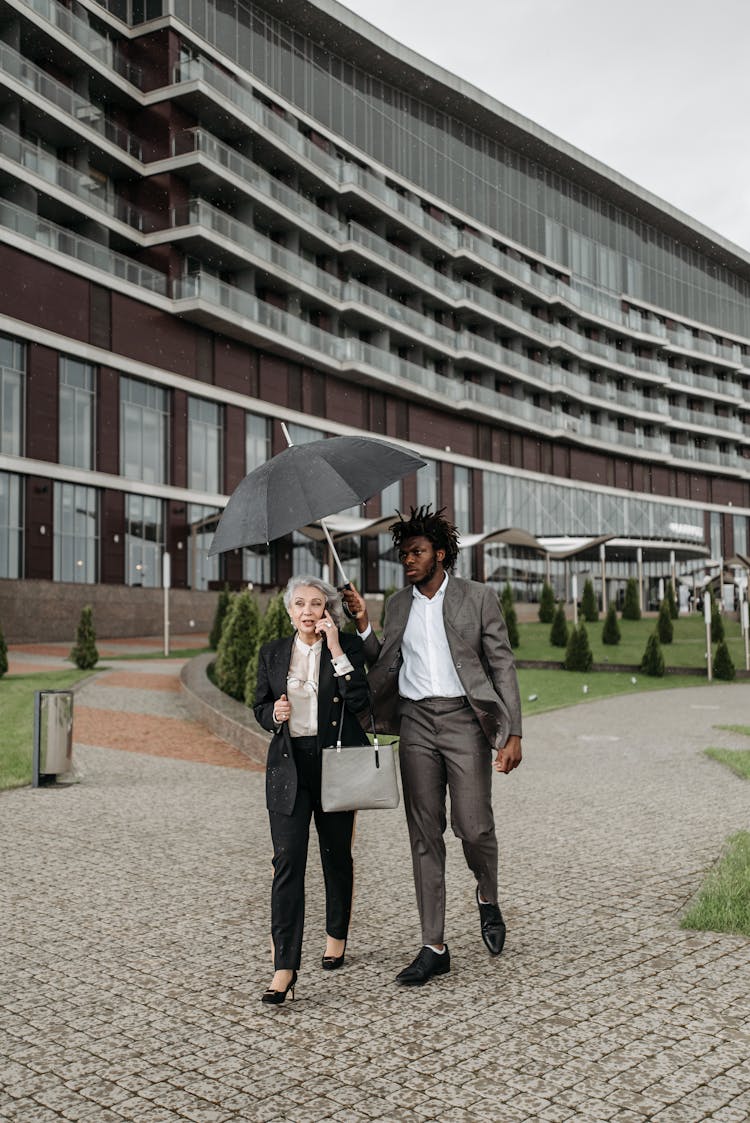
top-left (667, 367), bottom-right (744, 400)
top-left (0, 125), bottom-right (143, 230)
top-left (666, 327), bottom-right (744, 367)
top-left (0, 43), bottom-right (141, 159)
top-left (20, 0), bottom-right (141, 86)
top-left (0, 197), bottom-right (166, 292)
top-left (668, 405), bottom-right (744, 436)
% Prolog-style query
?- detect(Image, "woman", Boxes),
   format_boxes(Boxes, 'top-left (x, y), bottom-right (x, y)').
top-left (254, 575), bottom-right (370, 1005)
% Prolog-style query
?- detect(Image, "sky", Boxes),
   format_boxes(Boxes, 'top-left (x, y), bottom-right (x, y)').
top-left (341, 0), bottom-right (750, 252)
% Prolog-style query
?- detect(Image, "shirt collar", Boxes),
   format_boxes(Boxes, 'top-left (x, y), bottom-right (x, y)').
top-left (295, 634), bottom-right (323, 654)
top-left (411, 571), bottom-right (449, 602)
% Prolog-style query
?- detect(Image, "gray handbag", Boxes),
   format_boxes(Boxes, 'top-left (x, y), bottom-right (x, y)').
top-left (321, 705), bottom-right (400, 812)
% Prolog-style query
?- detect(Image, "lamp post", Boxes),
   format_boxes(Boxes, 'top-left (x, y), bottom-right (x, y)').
top-left (704, 590), bottom-right (712, 682)
top-left (163, 551), bottom-right (171, 657)
top-left (600, 543), bottom-right (607, 614)
top-left (571, 573), bottom-right (578, 627)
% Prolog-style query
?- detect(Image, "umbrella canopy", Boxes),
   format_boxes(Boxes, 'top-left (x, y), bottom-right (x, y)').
top-left (208, 435), bottom-right (426, 556)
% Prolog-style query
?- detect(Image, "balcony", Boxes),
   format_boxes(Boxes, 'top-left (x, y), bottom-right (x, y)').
top-left (13, 0), bottom-right (141, 86)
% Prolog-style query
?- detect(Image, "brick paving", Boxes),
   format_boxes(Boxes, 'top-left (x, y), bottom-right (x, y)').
top-left (1, 663), bottom-right (749, 1121)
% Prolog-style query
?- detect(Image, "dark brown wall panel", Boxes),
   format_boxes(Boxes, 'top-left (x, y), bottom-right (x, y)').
top-left (26, 344), bottom-right (58, 463)
top-left (690, 474), bottom-right (709, 504)
top-left (97, 368), bottom-right (119, 475)
top-left (25, 476), bottom-right (53, 579)
top-left (259, 355), bottom-right (289, 407)
top-left (224, 404), bottom-right (246, 492)
top-left (712, 477), bottom-right (747, 508)
top-left (215, 338), bottom-right (259, 396)
top-left (111, 293), bottom-right (203, 378)
top-left (569, 448), bottom-right (608, 487)
top-left (90, 286), bottom-right (112, 351)
top-left (100, 489), bottom-right (125, 585)
top-left (166, 501), bottom-right (188, 587)
top-left (171, 389), bottom-right (187, 488)
top-left (324, 373), bottom-right (364, 428)
top-left (0, 246), bottom-right (89, 341)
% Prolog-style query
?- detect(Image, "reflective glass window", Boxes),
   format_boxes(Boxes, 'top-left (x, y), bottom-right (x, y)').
top-left (0, 470), bottom-right (22, 578)
top-left (188, 397), bottom-right (222, 493)
top-left (125, 494), bottom-right (164, 587)
top-left (0, 334), bottom-right (25, 456)
top-left (188, 503), bottom-right (220, 590)
top-left (53, 483), bottom-right (98, 583)
top-left (120, 376), bottom-right (168, 484)
top-left (59, 357), bottom-right (95, 470)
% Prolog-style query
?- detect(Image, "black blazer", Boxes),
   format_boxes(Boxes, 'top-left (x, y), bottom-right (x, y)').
top-left (254, 632), bottom-right (371, 815)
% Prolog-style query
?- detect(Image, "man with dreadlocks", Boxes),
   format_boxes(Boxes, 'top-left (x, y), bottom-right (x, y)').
top-left (342, 505), bottom-right (522, 986)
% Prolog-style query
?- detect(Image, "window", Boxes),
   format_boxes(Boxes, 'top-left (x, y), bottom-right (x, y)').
top-left (188, 397), bottom-right (222, 493)
top-left (378, 478), bottom-right (401, 590)
top-left (0, 471), bottom-right (22, 578)
top-left (416, 458), bottom-right (438, 510)
top-left (121, 377), bottom-right (168, 484)
top-left (188, 503), bottom-right (219, 590)
top-left (126, 495), bottom-right (164, 587)
top-left (54, 483), bottom-right (98, 583)
top-left (0, 334), bottom-right (25, 456)
top-left (59, 357), bottom-right (95, 469)
top-left (246, 411), bottom-right (271, 472)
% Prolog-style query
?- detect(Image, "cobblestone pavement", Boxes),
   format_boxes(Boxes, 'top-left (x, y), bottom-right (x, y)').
top-left (2, 679), bottom-right (749, 1123)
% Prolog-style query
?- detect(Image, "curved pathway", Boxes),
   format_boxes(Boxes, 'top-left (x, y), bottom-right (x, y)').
top-left (1, 682), bottom-right (748, 1122)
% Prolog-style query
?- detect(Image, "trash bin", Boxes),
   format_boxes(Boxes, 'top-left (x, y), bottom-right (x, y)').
top-left (33, 690), bottom-right (74, 787)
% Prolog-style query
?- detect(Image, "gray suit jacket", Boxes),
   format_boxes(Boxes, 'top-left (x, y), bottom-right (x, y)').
top-left (362, 575), bottom-right (522, 749)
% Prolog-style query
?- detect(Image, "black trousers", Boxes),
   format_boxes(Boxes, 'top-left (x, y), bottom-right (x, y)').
top-left (268, 736), bottom-right (355, 970)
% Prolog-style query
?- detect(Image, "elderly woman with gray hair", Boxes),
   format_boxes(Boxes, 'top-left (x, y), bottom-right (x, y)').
top-left (254, 575), bottom-right (370, 1005)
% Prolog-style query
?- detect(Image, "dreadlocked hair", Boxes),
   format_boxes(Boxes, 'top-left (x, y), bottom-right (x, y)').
top-left (389, 505), bottom-right (460, 572)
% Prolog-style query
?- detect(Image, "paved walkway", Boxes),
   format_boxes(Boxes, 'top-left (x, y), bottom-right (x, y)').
top-left (1, 651), bottom-right (749, 1122)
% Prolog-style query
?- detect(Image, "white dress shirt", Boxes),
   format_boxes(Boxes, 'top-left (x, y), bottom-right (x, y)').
top-left (398, 573), bottom-right (465, 700)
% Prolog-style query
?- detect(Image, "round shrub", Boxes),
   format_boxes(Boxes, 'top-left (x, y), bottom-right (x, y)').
top-left (538, 581), bottom-right (555, 624)
top-left (550, 602), bottom-right (569, 648)
top-left (713, 641), bottom-right (735, 681)
top-left (564, 623), bottom-right (593, 672)
top-left (70, 605), bottom-right (98, 670)
top-left (657, 600), bottom-right (673, 644)
top-left (640, 632), bottom-right (665, 677)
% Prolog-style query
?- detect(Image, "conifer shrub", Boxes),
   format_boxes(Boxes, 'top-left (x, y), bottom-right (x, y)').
top-left (564, 622), bottom-right (593, 672)
top-left (657, 600), bottom-right (674, 644)
top-left (214, 590), bottom-right (260, 701)
top-left (550, 602), bottom-right (569, 648)
top-left (601, 602), bottom-right (621, 646)
top-left (711, 604), bottom-right (725, 644)
top-left (665, 581), bottom-right (678, 620)
top-left (622, 577), bottom-right (641, 620)
top-left (70, 605), bottom-right (98, 670)
top-left (581, 578), bottom-right (598, 622)
top-left (209, 584), bottom-right (232, 650)
top-left (500, 582), bottom-right (514, 616)
top-left (713, 641), bottom-right (735, 681)
top-left (244, 590), bottom-right (294, 705)
top-left (0, 620), bottom-right (7, 678)
top-left (640, 632), bottom-right (665, 677)
top-left (538, 581), bottom-right (555, 624)
top-left (499, 591), bottom-right (520, 649)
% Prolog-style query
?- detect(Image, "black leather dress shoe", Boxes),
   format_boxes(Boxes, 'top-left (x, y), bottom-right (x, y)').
top-left (395, 945), bottom-right (451, 986)
top-left (477, 888), bottom-right (506, 955)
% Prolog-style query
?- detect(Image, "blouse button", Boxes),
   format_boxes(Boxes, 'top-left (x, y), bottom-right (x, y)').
top-left (333, 695), bottom-right (340, 703)
top-left (331, 720), bottom-right (337, 726)
top-left (345, 674), bottom-right (351, 681)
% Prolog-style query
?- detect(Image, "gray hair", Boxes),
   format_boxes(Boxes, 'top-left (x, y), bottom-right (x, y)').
top-left (283, 575), bottom-right (345, 628)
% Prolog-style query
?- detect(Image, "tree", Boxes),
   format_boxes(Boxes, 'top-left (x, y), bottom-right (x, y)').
top-left (622, 577), bottom-right (641, 621)
top-left (70, 605), bottom-right (99, 670)
top-left (245, 591), bottom-right (294, 705)
top-left (0, 620), bottom-right (7, 678)
top-left (601, 603), bottom-right (621, 646)
top-left (640, 632), bottom-right (665, 677)
top-left (713, 641), bottom-right (735, 681)
top-left (208, 584), bottom-right (232, 651)
top-left (657, 600), bottom-right (673, 645)
top-left (538, 581), bottom-right (555, 624)
top-left (564, 623), bottom-right (593, 672)
top-left (711, 604), bottom-right (725, 644)
top-left (550, 602), bottom-right (568, 648)
top-left (499, 589), bottom-right (520, 649)
top-left (214, 590), bottom-right (260, 702)
top-left (664, 580), bottom-right (678, 621)
top-left (581, 578), bottom-right (598, 622)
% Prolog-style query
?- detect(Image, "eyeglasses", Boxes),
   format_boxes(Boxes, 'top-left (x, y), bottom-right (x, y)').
top-left (287, 675), bottom-right (318, 696)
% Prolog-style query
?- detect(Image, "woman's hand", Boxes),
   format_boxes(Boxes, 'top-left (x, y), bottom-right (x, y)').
top-left (315, 610), bottom-right (343, 656)
top-left (273, 693), bottom-right (291, 723)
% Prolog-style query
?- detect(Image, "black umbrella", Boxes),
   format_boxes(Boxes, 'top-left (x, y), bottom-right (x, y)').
top-left (208, 431), bottom-right (426, 582)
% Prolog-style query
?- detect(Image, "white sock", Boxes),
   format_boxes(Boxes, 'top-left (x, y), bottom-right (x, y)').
top-left (426, 943), bottom-right (446, 954)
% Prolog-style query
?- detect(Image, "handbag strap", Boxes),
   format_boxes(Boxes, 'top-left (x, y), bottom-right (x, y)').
top-left (335, 687), bottom-right (378, 751)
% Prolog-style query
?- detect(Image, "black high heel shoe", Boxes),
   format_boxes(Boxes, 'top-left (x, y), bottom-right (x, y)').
top-left (261, 970), bottom-right (297, 1005)
top-left (322, 940), bottom-right (347, 971)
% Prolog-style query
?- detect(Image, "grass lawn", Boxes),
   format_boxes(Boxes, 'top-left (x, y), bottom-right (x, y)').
top-left (106, 646), bottom-right (210, 661)
top-left (0, 670), bottom-right (93, 791)
top-left (715, 724), bottom-right (750, 738)
top-left (514, 613), bottom-right (746, 670)
top-left (681, 831), bottom-right (750, 938)
top-left (517, 668), bottom-right (714, 716)
top-left (704, 749), bottom-right (750, 780)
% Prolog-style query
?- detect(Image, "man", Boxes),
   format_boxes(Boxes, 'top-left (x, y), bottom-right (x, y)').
top-left (342, 506), bottom-right (522, 987)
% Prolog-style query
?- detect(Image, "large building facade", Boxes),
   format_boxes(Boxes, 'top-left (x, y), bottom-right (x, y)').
top-left (1, 0), bottom-right (748, 624)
